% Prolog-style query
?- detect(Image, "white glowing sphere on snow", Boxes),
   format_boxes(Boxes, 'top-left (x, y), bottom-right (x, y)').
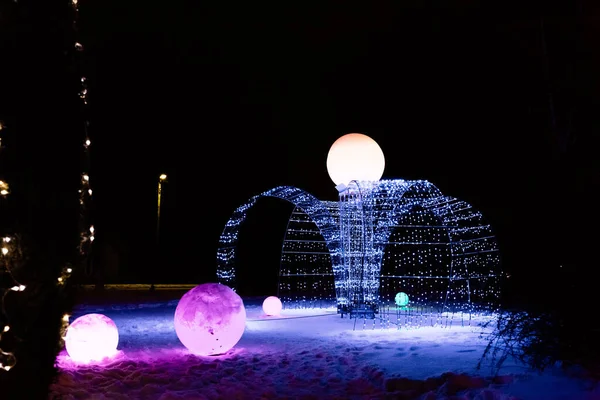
top-left (64, 313), bottom-right (119, 364)
top-left (174, 283), bottom-right (246, 356)
top-left (326, 133), bottom-right (385, 186)
top-left (262, 296), bottom-right (282, 316)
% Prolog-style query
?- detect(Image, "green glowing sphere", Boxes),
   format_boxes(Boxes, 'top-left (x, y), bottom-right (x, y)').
top-left (395, 292), bottom-right (409, 307)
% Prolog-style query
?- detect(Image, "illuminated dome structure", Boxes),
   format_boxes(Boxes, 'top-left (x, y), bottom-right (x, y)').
top-left (216, 133), bottom-right (501, 326)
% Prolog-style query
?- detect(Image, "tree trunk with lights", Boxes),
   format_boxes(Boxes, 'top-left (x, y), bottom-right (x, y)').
top-left (0, 0), bottom-right (81, 398)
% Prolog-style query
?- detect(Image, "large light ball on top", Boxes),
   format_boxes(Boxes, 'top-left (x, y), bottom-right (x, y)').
top-left (326, 133), bottom-right (385, 186)
top-left (64, 313), bottom-right (119, 364)
top-left (262, 296), bottom-right (282, 316)
top-left (174, 283), bottom-right (246, 356)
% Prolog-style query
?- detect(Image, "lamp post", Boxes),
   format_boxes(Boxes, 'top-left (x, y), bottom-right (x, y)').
top-left (151, 173), bottom-right (167, 291)
top-left (156, 174), bottom-right (167, 245)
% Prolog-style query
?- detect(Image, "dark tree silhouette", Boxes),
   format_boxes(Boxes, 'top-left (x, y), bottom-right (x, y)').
top-left (0, 1), bottom-right (80, 397)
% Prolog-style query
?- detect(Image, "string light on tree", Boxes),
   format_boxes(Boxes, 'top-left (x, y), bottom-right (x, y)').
top-left (0, 119), bottom-right (26, 371)
top-left (0, 182), bottom-right (76, 374)
top-left (0, 234), bottom-right (26, 372)
top-left (1, 1), bottom-right (86, 375)
top-left (71, 0), bottom-right (96, 273)
top-left (216, 133), bottom-right (502, 327)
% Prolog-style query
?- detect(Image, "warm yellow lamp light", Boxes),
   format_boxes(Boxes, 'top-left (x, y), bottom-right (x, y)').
top-left (326, 133), bottom-right (385, 187)
top-left (159, 174), bottom-right (167, 181)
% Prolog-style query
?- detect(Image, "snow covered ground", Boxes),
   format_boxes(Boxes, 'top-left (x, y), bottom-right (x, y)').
top-left (50, 292), bottom-right (600, 399)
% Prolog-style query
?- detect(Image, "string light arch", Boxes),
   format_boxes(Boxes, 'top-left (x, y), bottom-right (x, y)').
top-left (378, 193), bottom-right (501, 314)
top-left (216, 186), bottom-right (340, 290)
top-left (216, 179), bottom-right (502, 324)
top-left (334, 179), bottom-right (446, 312)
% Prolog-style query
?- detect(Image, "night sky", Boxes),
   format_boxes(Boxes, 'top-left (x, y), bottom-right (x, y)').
top-left (1, 2), bottom-right (596, 299)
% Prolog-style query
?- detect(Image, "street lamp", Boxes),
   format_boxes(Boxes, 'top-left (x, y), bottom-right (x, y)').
top-left (157, 174), bottom-right (167, 243)
top-left (151, 173), bottom-right (167, 291)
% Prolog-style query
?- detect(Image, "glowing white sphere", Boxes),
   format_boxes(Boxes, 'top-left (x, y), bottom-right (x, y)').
top-left (326, 133), bottom-right (385, 186)
top-left (65, 313), bottom-right (119, 364)
top-left (262, 296), bottom-right (282, 316)
top-left (174, 283), bottom-right (246, 356)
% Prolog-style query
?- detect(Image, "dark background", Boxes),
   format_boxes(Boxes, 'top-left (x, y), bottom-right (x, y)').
top-left (1, 1), bottom-right (595, 304)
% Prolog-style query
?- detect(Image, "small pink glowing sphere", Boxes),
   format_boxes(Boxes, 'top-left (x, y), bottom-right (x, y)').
top-left (174, 283), bottom-right (246, 356)
top-left (65, 313), bottom-right (119, 364)
top-left (262, 296), bottom-right (282, 316)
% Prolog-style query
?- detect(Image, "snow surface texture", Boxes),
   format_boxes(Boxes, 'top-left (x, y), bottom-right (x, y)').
top-left (51, 296), bottom-right (600, 399)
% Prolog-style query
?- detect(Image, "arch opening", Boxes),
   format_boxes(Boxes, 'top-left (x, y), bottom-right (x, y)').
top-left (216, 186), bottom-right (339, 297)
top-left (234, 196), bottom-right (294, 297)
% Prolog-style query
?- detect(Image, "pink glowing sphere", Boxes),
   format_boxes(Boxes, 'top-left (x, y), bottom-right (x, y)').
top-left (174, 283), bottom-right (246, 356)
top-left (64, 313), bottom-right (119, 364)
top-left (262, 296), bottom-right (282, 316)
